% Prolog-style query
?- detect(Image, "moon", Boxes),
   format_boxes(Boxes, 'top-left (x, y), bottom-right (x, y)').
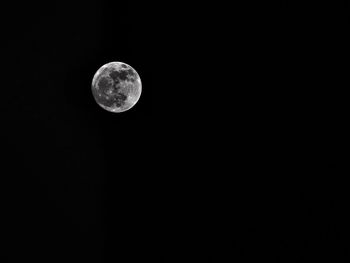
top-left (92, 61), bottom-right (142, 112)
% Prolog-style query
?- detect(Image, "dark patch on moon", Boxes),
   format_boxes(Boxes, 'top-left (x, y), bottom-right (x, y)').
top-left (108, 68), bottom-right (134, 82)
top-left (97, 76), bottom-right (110, 90)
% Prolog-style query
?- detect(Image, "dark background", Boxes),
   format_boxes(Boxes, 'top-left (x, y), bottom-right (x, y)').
top-left (1, 1), bottom-right (161, 262)
top-left (1, 1), bottom-right (348, 263)
top-left (1, 1), bottom-right (226, 262)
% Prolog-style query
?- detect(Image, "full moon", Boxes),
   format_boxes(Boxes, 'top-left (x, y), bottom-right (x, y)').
top-left (92, 61), bottom-right (142, 112)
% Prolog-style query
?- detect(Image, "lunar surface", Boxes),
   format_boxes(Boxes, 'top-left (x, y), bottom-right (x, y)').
top-left (92, 62), bottom-right (142, 112)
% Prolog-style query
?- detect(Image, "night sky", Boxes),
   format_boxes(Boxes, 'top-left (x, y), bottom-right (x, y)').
top-left (1, 1), bottom-right (160, 262)
top-left (1, 1), bottom-right (347, 263)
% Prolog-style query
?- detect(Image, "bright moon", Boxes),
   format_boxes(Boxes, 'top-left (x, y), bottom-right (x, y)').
top-left (92, 61), bottom-right (142, 112)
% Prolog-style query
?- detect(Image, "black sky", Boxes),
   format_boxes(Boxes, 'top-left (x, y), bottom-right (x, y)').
top-left (1, 1), bottom-right (347, 263)
top-left (1, 1), bottom-right (161, 262)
